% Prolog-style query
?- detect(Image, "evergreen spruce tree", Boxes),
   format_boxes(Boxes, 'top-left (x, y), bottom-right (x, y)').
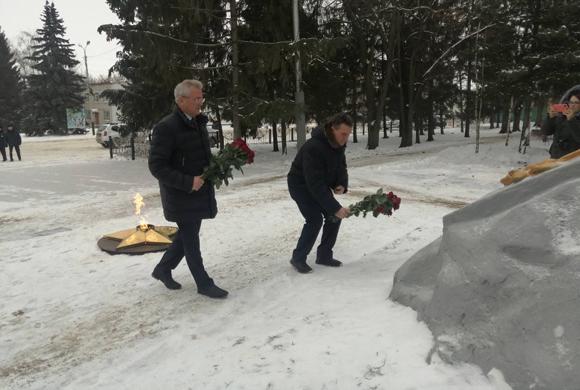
top-left (25, 1), bottom-right (85, 134)
top-left (99, 0), bottom-right (229, 130)
top-left (0, 28), bottom-right (24, 127)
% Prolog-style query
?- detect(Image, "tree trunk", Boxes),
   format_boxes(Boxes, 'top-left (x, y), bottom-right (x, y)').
top-left (372, 11), bottom-right (398, 147)
top-left (500, 99), bottom-right (510, 134)
top-left (415, 115), bottom-right (421, 144)
top-left (352, 77), bottom-right (358, 143)
top-left (281, 121), bottom-right (287, 155)
top-left (505, 96), bottom-right (515, 146)
top-left (522, 99), bottom-right (532, 134)
top-left (427, 95), bottom-right (435, 142)
top-left (512, 100), bottom-right (522, 132)
top-left (214, 104), bottom-right (225, 150)
top-left (230, 0), bottom-right (241, 138)
top-left (406, 51), bottom-right (417, 147)
top-left (459, 71), bottom-right (464, 133)
top-left (439, 106), bottom-right (445, 135)
top-left (399, 56), bottom-right (412, 147)
top-left (364, 50), bottom-right (378, 149)
top-left (465, 53), bottom-right (472, 137)
top-left (383, 109), bottom-right (389, 139)
top-left (534, 98), bottom-right (544, 126)
top-left (272, 121), bottom-right (279, 152)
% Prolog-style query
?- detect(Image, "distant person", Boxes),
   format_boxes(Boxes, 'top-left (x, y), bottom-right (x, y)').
top-left (148, 79), bottom-right (228, 299)
top-left (543, 89), bottom-right (580, 159)
top-left (0, 126), bottom-right (7, 162)
top-left (287, 112), bottom-right (352, 274)
top-left (6, 125), bottom-right (22, 161)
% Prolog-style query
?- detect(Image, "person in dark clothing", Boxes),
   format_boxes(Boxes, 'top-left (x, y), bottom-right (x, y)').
top-left (540, 98), bottom-right (562, 143)
top-left (6, 125), bottom-right (21, 161)
top-left (543, 91), bottom-right (580, 159)
top-left (0, 126), bottom-right (7, 162)
top-left (287, 113), bottom-right (352, 274)
top-left (148, 79), bottom-right (228, 299)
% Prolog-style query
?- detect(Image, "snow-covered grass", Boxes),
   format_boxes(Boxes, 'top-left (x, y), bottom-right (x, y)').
top-left (0, 125), bottom-right (548, 389)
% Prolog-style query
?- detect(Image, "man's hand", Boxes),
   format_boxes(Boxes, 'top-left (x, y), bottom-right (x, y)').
top-left (334, 207), bottom-right (350, 219)
top-left (333, 185), bottom-right (346, 195)
top-left (192, 176), bottom-right (205, 191)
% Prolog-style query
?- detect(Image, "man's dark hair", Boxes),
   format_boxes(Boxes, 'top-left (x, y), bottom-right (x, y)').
top-left (324, 112), bottom-right (353, 133)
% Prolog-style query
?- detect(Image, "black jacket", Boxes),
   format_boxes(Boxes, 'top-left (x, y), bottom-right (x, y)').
top-left (0, 131), bottom-right (6, 148)
top-left (544, 115), bottom-right (580, 159)
top-left (541, 115), bottom-right (562, 139)
top-left (148, 110), bottom-right (217, 222)
top-left (5, 129), bottom-right (21, 146)
top-left (287, 127), bottom-right (348, 215)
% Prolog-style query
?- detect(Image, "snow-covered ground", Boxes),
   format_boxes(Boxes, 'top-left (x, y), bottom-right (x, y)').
top-left (0, 127), bottom-right (548, 389)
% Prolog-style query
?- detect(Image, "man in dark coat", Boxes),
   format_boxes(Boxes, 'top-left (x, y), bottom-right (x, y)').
top-left (148, 79), bottom-right (228, 299)
top-left (543, 91), bottom-right (580, 159)
top-left (6, 125), bottom-right (21, 161)
top-left (0, 126), bottom-right (7, 162)
top-left (287, 113), bottom-right (352, 273)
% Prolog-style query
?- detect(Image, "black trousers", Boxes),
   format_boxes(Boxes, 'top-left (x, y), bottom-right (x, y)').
top-left (289, 186), bottom-right (341, 264)
top-left (0, 146), bottom-right (6, 161)
top-left (156, 219), bottom-right (213, 290)
top-left (9, 145), bottom-right (21, 161)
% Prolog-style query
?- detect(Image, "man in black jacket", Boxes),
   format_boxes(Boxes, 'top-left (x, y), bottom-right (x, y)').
top-left (148, 79), bottom-right (228, 299)
top-left (287, 113), bottom-right (352, 273)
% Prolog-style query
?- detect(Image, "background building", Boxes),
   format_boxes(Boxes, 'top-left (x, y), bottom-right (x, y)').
top-left (84, 78), bottom-right (123, 127)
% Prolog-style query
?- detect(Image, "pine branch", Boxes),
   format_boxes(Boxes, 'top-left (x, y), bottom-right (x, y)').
top-left (423, 23), bottom-right (496, 78)
top-left (99, 25), bottom-right (229, 48)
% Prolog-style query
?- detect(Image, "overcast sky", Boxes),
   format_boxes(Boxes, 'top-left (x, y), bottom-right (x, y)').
top-left (0, 0), bottom-right (121, 77)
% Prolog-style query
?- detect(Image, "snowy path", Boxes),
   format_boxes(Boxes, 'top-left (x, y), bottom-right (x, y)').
top-left (0, 130), bottom-right (541, 389)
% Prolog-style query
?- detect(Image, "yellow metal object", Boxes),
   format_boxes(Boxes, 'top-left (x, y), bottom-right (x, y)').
top-left (501, 149), bottom-right (580, 186)
top-left (102, 224), bottom-right (177, 250)
top-left (103, 228), bottom-right (136, 241)
top-left (117, 228), bottom-right (172, 249)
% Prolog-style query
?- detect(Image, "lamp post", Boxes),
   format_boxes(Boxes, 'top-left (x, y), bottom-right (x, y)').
top-left (77, 40), bottom-right (90, 79)
top-left (77, 41), bottom-right (92, 134)
top-left (293, 0), bottom-right (306, 149)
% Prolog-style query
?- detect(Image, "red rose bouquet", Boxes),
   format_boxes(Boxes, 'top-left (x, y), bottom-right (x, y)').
top-left (347, 188), bottom-right (401, 218)
top-left (202, 138), bottom-right (255, 188)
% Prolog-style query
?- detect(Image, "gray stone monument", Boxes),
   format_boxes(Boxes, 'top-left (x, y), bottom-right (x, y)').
top-left (390, 159), bottom-right (580, 390)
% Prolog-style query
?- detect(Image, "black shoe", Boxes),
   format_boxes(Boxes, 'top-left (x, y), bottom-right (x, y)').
top-left (290, 259), bottom-right (313, 273)
top-left (152, 266), bottom-right (182, 290)
top-left (198, 284), bottom-right (229, 299)
top-left (316, 258), bottom-right (343, 267)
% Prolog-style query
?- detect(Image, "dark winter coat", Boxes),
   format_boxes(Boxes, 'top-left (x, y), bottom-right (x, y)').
top-left (148, 109), bottom-right (217, 222)
top-left (544, 115), bottom-right (580, 159)
top-left (5, 129), bottom-right (21, 146)
top-left (0, 131), bottom-right (6, 148)
top-left (540, 115), bottom-right (562, 139)
top-left (287, 127), bottom-right (348, 215)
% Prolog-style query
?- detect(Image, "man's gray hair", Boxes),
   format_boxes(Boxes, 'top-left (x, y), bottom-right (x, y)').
top-left (174, 79), bottom-right (203, 102)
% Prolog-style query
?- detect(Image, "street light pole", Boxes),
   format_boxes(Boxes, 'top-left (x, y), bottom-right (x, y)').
top-left (293, 0), bottom-right (306, 149)
top-left (77, 40), bottom-right (90, 79)
top-left (77, 41), bottom-right (92, 134)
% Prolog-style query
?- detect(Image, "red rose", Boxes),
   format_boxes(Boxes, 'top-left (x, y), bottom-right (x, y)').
top-left (231, 138), bottom-right (255, 164)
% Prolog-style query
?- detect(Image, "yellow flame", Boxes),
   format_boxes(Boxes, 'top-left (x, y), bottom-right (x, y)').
top-left (133, 193), bottom-right (145, 215)
top-left (133, 193), bottom-right (148, 230)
